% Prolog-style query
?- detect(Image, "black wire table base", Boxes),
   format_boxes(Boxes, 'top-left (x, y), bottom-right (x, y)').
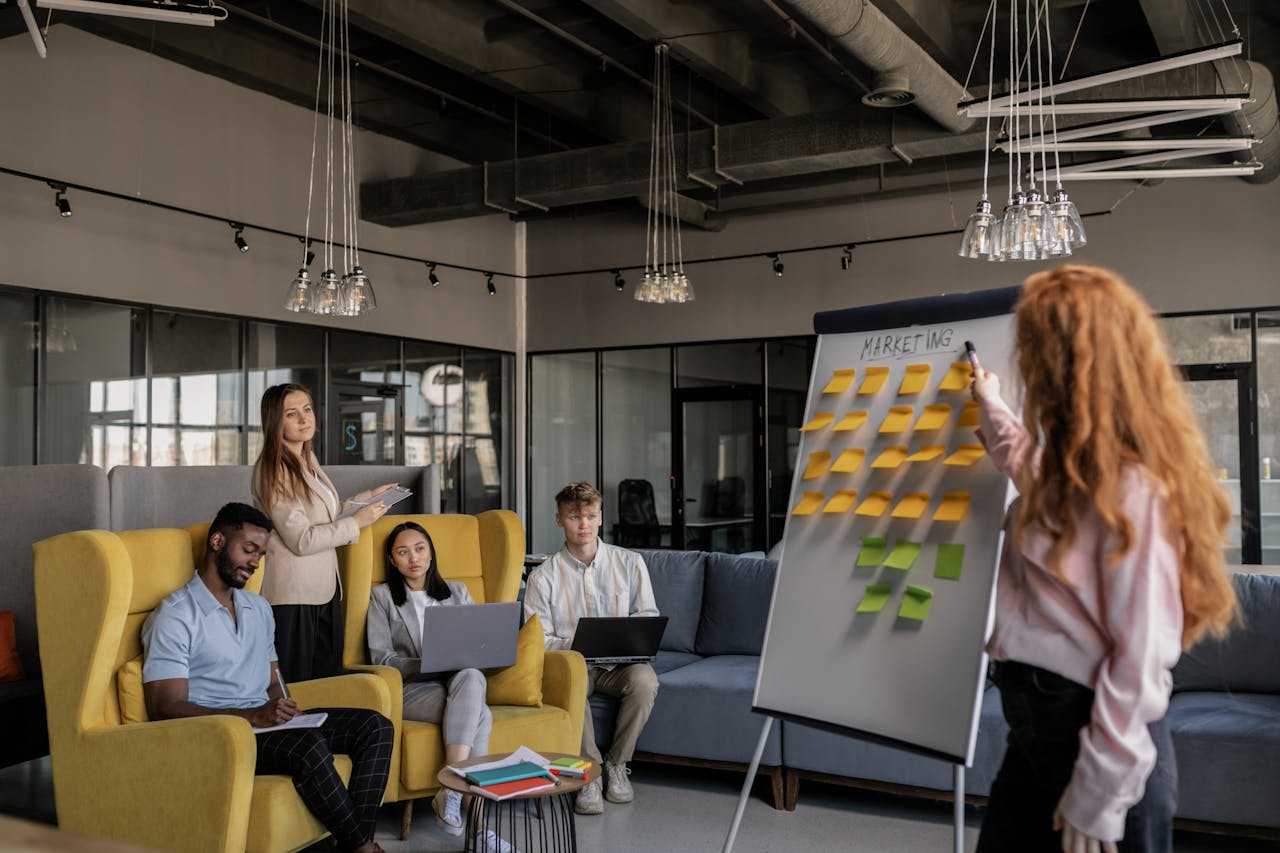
top-left (464, 793), bottom-right (578, 853)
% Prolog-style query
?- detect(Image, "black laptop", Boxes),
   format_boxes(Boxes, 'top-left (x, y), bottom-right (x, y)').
top-left (570, 616), bottom-right (669, 664)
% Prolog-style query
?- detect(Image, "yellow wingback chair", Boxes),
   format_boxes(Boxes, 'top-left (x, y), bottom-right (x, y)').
top-left (33, 525), bottom-right (392, 853)
top-left (340, 511), bottom-right (587, 835)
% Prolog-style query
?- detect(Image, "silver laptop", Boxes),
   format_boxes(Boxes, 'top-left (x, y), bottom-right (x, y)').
top-left (419, 602), bottom-right (521, 673)
top-left (570, 616), bottom-right (668, 664)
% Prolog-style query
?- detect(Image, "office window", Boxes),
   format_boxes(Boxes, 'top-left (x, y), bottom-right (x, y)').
top-left (767, 338), bottom-right (813, 549)
top-left (676, 342), bottom-right (761, 387)
top-left (42, 298), bottom-right (147, 467)
top-left (247, 322), bottom-right (325, 463)
top-left (463, 350), bottom-right (513, 514)
top-left (601, 348), bottom-right (671, 546)
top-left (529, 352), bottom-right (597, 553)
top-left (151, 311), bottom-right (243, 466)
top-left (1161, 313), bottom-right (1252, 364)
top-left (330, 330), bottom-right (399, 384)
top-left (405, 341), bottom-right (462, 512)
top-left (1259, 312), bottom-right (1280, 564)
top-left (0, 292), bottom-right (36, 465)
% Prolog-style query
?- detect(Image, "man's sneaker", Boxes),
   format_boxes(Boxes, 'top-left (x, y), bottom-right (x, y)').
top-left (574, 778), bottom-right (604, 815)
top-left (603, 759), bottom-right (633, 803)
top-left (432, 788), bottom-right (464, 836)
top-left (472, 829), bottom-right (519, 853)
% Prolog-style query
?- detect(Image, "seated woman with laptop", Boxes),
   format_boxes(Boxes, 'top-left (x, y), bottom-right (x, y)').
top-left (365, 521), bottom-right (515, 850)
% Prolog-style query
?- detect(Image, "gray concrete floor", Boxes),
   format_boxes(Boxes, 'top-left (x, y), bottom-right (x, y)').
top-left (2, 757), bottom-right (1273, 852)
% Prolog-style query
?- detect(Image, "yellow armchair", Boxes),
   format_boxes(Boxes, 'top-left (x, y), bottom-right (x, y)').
top-left (34, 527), bottom-right (392, 853)
top-left (340, 511), bottom-right (586, 835)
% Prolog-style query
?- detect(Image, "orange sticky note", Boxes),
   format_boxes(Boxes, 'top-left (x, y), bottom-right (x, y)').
top-left (906, 445), bottom-right (945, 463)
top-left (878, 406), bottom-right (914, 434)
top-left (854, 491), bottom-right (893, 517)
top-left (897, 364), bottom-right (931, 395)
top-left (934, 491), bottom-right (972, 522)
top-left (871, 446), bottom-right (909, 469)
top-left (791, 492), bottom-right (825, 516)
top-left (833, 411), bottom-right (869, 432)
top-left (800, 412), bottom-right (836, 432)
top-left (858, 366), bottom-right (890, 395)
top-left (890, 492), bottom-right (930, 519)
top-left (958, 401), bottom-right (981, 427)
top-left (830, 448), bottom-right (867, 473)
top-left (822, 369), bottom-right (856, 394)
top-left (822, 490), bottom-right (859, 513)
top-left (803, 451), bottom-right (832, 480)
top-left (939, 361), bottom-right (974, 391)
top-left (943, 445), bottom-right (987, 466)
top-left (913, 404), bottom-right (951, 431)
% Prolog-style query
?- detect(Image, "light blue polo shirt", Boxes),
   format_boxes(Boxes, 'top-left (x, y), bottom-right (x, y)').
top-left (141, 573), bottom-right (278, 710)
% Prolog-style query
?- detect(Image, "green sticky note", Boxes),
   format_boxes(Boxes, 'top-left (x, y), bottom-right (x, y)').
top-left (856, 583), bottom-right (891, 613)
top-left (857, 537), bottom-right (887, 567)
top-left (883, 541), bottom-right (922, 570)
top-left (935, 543), bottom-right (965, 580)
top-left (898, 585), bottom-right (933, 621)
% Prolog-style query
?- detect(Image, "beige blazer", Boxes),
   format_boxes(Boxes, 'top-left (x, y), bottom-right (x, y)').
top-left (258, 457), bottom-right (361, 606)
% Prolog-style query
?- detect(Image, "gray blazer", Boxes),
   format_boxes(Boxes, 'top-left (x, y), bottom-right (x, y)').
top-left (366, 580), bottom-right (473, 680)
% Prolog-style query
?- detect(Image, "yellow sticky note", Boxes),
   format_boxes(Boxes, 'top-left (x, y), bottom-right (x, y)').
top-left (897, 364), bottom-right (931, 395)
top-left (933, 491), bottom-right (972, 522)
top-left (871, 446), bottom-right (909, 469)
top-left (939, 361), bottom-right (975, 391)
top-left (830, 448), bottom-right (867, 473)
top-left (822, 489), bottom-right (859, 513)
top-left (858, 366), bottom-right (890, 395)
top-left (943, 445), bottom-right (987, 466)
top-left (878, 406), bottom-right (914, 434)
top-left (913, 404), bottom-right (951, 431)
top-left (906, 445), bottom-right (945, 463)
top-left (854, 491), bottom-right (893, 517)
top-left (822, 369), bottom-right (856, 394)
top-left (800, 412), bottom-right (835, 432)
top-left (890, 492), bottom-right (930, 519)
top-left (803, 451), bottom-right (832, 480)
top-left (833, 411), bottom-right (869, 432)
top-left (791, 492), bottom-right (825, 516)
top-left (958, 401), bottom-right (981, 427)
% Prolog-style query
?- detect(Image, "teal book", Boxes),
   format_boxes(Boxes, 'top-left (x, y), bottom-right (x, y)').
top-left (465, 761), bottom-right (554, 787)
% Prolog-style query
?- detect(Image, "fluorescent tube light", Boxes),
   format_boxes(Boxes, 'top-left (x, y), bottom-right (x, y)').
top-left (965, 97), bottom-right (1247, 117)
top-left (1057, 145), bottom-right (1254, 176)
top-left (1000, 105), bottom-right (1241, 146)
top-left (1063, 165), bottom-right (1262, 180)
top-left (36, 0), bottom-right (227, 26)
top-left (16, 0), bottom-right (47, 58)
top-left (997, 138), bottom-right (1255, 154)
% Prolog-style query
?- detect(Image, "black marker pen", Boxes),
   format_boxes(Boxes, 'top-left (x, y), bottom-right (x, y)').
top-left (964, 340), bottom-right (982, 372)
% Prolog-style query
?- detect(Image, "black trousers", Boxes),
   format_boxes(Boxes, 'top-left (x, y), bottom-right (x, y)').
top-left (272, 587), bottom-right (344, 683)
top-left (977, 661), bottom-right (1177, 853)
top-left (255, 706), bottom-right (394, 851)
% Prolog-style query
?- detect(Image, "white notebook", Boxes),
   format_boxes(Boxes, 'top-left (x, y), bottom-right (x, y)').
top-left (251, 711), bottom-right (328, 734)
top-left (335, 485), bottom-right (413, 520)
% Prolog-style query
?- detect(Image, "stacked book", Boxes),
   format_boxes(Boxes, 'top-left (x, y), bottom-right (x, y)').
top-left (465, 760), bottom-right (558, 801)
top-left (547, 756), bottom-right (591, 778)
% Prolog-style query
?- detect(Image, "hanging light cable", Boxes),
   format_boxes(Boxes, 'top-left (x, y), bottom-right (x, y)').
top-left (958, 0), bottom-right (999, 259)
top-left (634, 43), bottom-right (691, 305)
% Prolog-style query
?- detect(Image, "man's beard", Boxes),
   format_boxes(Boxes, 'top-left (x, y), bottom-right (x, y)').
top-left (216, 549), bottom-right (249, 589)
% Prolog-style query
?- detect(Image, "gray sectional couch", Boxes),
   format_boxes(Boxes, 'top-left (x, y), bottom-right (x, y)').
top-left (586, 548), bottom-right (1280, 836)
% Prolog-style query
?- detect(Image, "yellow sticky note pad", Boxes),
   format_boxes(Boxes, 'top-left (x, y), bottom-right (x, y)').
top-left (791, 492), bottom-right (825, 516)
top-left (822, 369), bottom-right (856, 394)
top-left (938, 361), bottom-right (974, 391)
top-left (803, 451), bottom-right (832, 480)
top-left (943, 445), bottom-right (987, 466)
top-left (833, 411), bottom-right (869, 432)
top-left (913, 404), bottom-right (951, 431)
top-left (906, 445), bottom-right (945, 463)
top-left (822, 490), bottom-right (859, 513)
top-left (958, 401), bottom-right (981, 427)
top-left (890, 492), bottom-right (930, 519)
top-left (858, 366), bottom-right (890, 395)
top-left (878, 406), bottom-right (914, 434)
top-left (871, 446), bottom-right (909, 469)
top-left (897, 364), bottom-right (931, 395)
top-left (854, 491), bottom-right (893, 517)
top-left (934, 491), bottom-right (972, 522)
top-left (800, 412), bottom-right (835, 432)
top-left (830, 448), bottom-right (866, 473)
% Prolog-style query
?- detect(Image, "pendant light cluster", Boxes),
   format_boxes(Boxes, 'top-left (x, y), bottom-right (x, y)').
top-left (284, 0), bottom-right (376, 316)
top-left (958, 0), bottom-right (1085, 261)
top-left (634, 43), bottom-right (694, 304)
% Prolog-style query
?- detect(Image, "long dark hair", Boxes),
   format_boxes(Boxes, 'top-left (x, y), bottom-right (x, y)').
top-left (384, 521), bottom-right (452, 605)
top-left (252, 383), bottom-right (318, 513)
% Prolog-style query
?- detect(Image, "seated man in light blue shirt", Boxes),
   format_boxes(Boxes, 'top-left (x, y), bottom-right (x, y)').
top-left (523, 482), bottom-right (659, 816)
top-left (142, 502), bottom-right (393, 853)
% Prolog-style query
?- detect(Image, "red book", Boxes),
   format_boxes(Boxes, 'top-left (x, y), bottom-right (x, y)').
top-left (470, 775), bottom-right (559, 801)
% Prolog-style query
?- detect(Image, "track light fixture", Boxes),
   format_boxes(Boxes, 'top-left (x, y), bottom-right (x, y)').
top-left (304, 240), bottom-right (315, 268)
top-left (231, 222), bottom-right (248, 253)
top-left (49, 182), bottom-right (71, 217)
top-left (612, 270), bottom-right (625, 291)
top-left (840, 244), bottom-right (855, 271)
top-left (486, 272), bottom-right (496, 296)
top-left (769, 253), bottom-right (784, 277)
top-left (427, 262), bottom-right (441, 287)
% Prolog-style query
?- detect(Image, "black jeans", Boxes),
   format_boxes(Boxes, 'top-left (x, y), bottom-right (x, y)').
top-left (977, 661), bottom-right (1177, 853)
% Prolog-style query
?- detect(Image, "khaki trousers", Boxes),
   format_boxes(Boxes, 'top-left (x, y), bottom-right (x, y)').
top-left (580, 662), bottom-right (659, 765)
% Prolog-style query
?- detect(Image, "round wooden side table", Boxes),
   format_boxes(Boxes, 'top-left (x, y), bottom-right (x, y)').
top-left (437, 752), bottom-right (595, 853)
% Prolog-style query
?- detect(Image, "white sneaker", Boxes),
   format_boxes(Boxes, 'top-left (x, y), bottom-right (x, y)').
top-left (603, 759), bottom-right (633, 804)
top-left (432, 788), bottom-right (463, 836)
top-left (574, 778), bottom-right (604, 815)
top-left (472, 829), bottom-right (519, 853)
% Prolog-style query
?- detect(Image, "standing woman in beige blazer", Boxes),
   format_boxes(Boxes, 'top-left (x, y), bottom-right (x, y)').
top-left (252, 383), bottom-right (394, 681)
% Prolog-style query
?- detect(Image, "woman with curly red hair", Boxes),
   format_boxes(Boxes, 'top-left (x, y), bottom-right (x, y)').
top-left (973, 265), bottom-right (1237, 853)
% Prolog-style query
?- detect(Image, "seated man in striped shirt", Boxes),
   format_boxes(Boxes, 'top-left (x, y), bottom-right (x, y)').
top-left (523, 482), bottom-right (660, 816)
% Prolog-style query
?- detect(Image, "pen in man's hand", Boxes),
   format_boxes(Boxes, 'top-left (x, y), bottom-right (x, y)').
top-left (275, 667), bottom-right (290, 701)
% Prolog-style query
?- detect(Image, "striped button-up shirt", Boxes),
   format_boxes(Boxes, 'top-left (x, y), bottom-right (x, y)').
top-left (523, 540), bottom-right (659, 651)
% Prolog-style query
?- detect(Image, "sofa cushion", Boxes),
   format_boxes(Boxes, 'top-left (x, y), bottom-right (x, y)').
top-left (635, 549), bottom-right (705, 654)
top-left (1173, 573), bottom-right (1280, 694)
top-left (117, 655), bottom-right (148, 724)
top-left (1166, 691), bottom-right (1280, 828)
top-left (485, 616), bottom-right (544, 708)
top-left (652, 650), bottom-right (702, 677)
top-left (695, 553), bottom-right (776, 656)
